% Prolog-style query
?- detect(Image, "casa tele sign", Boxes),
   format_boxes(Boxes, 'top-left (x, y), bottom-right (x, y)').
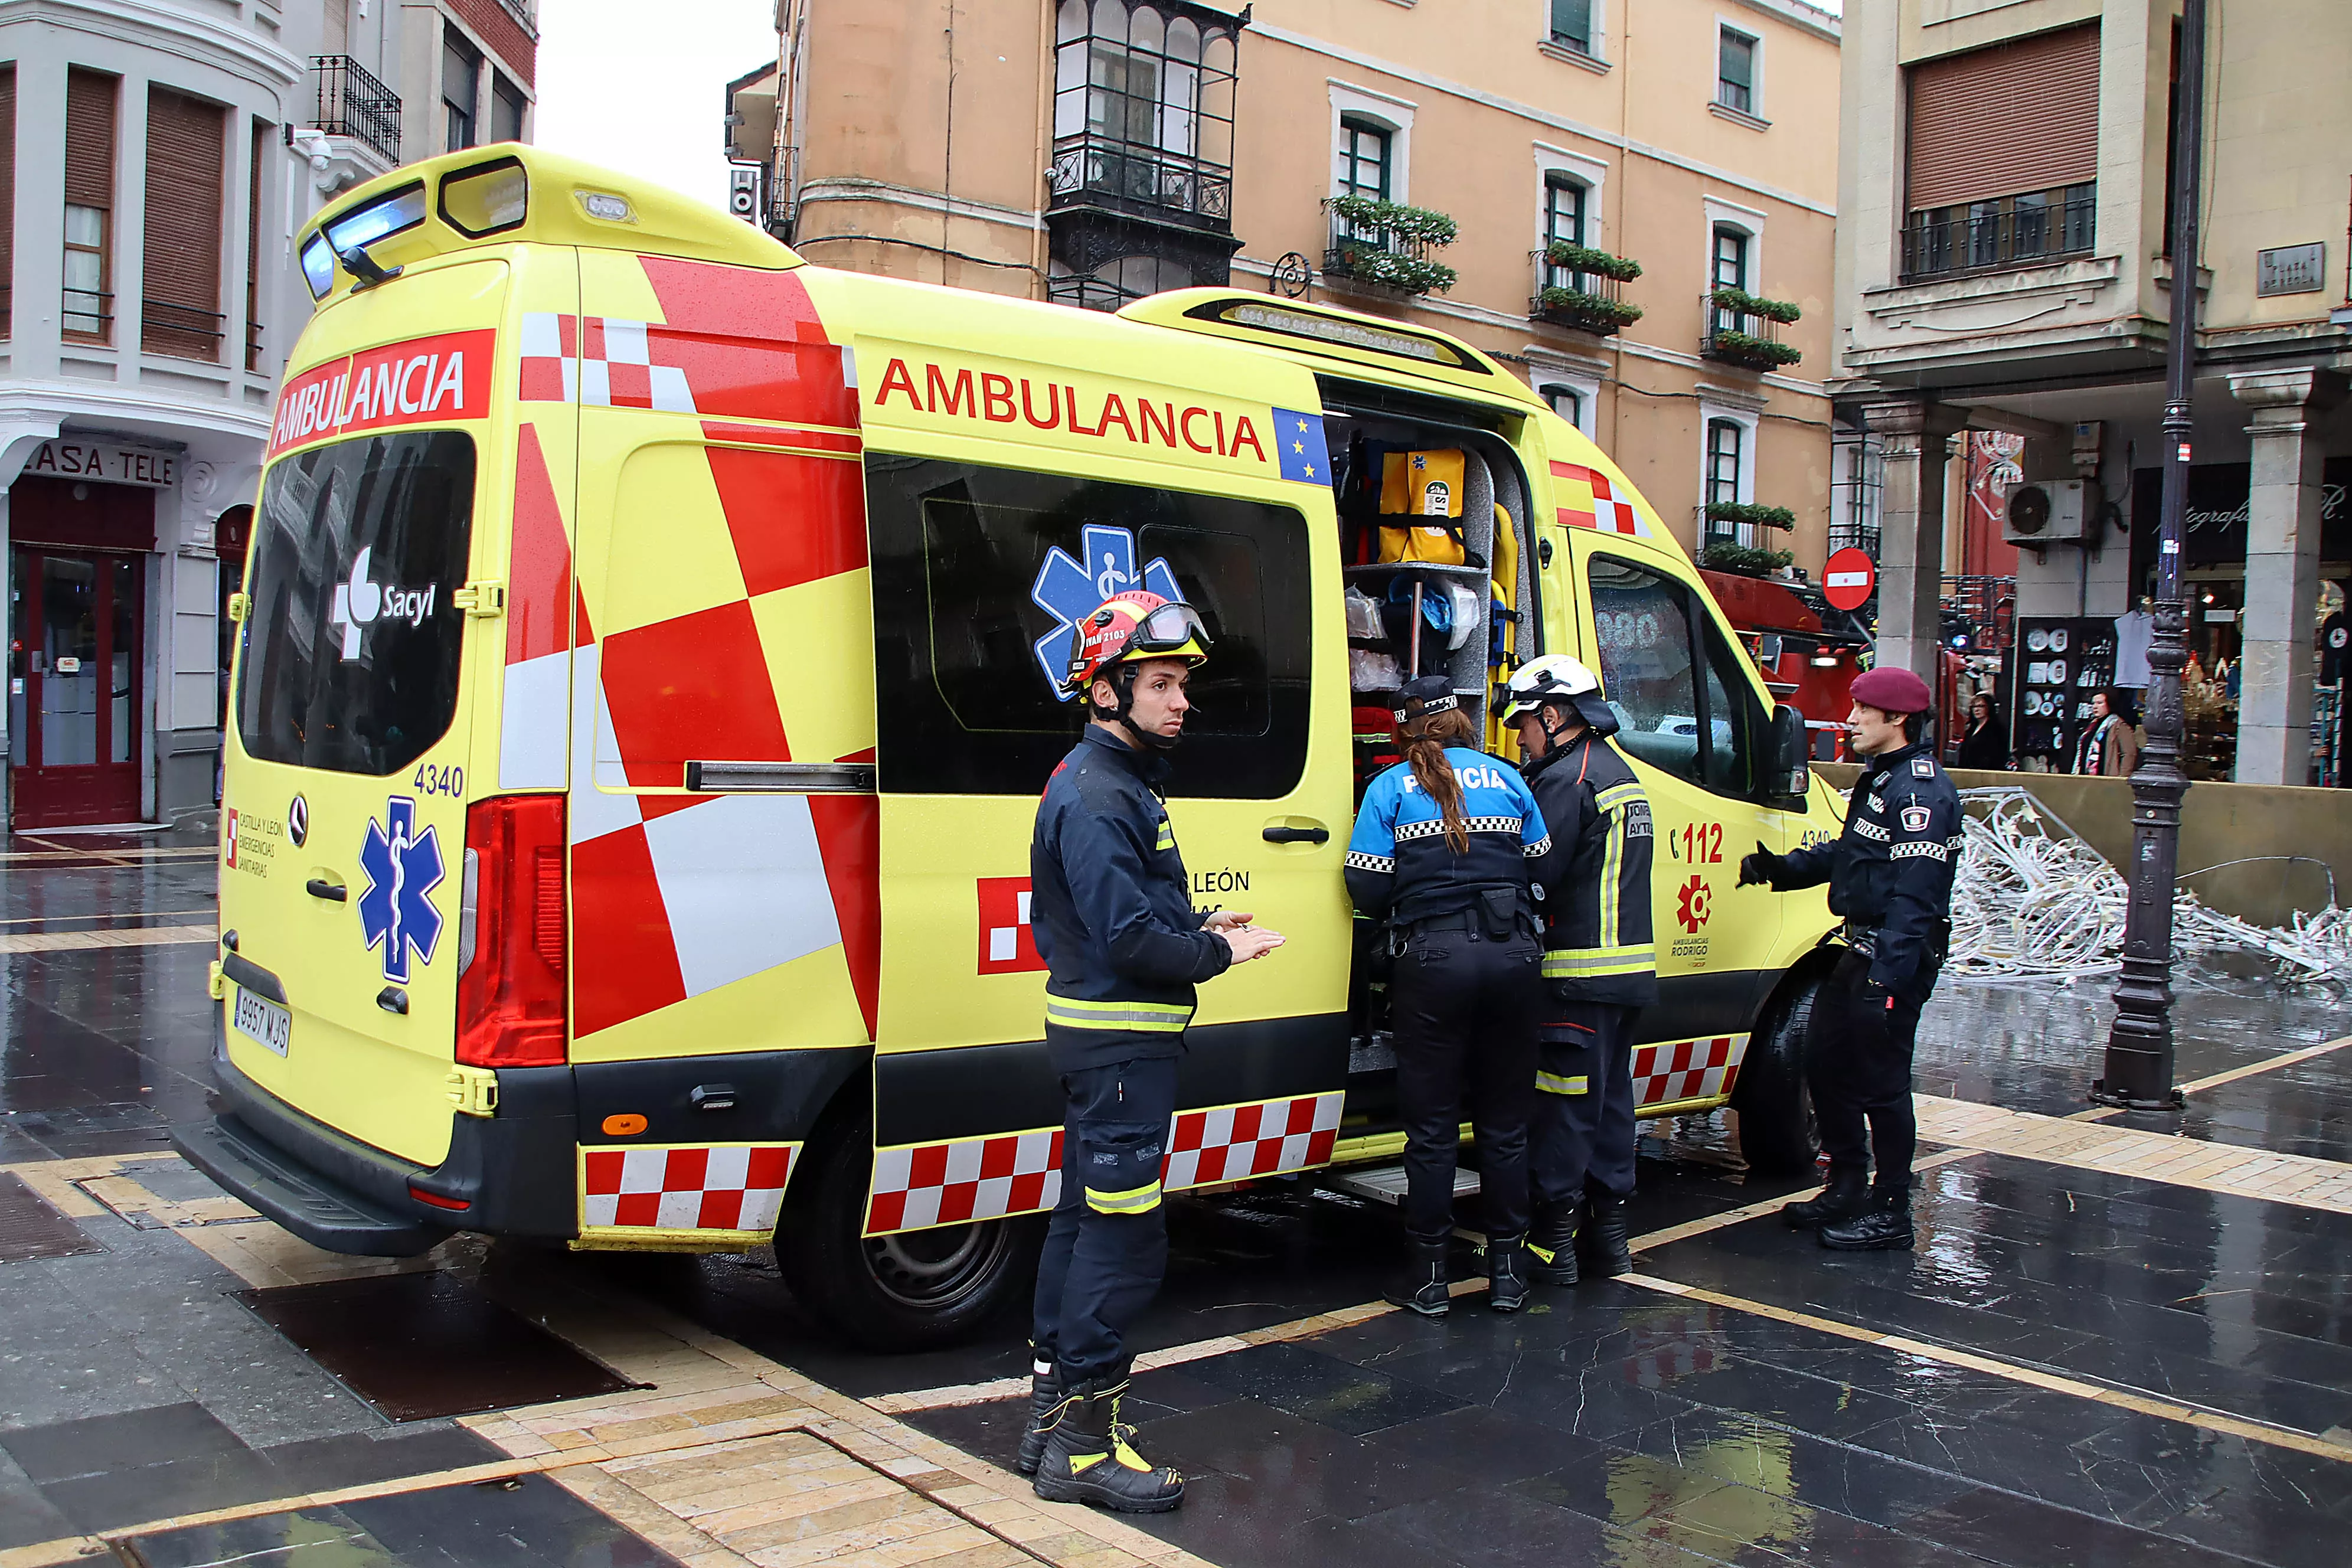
top-left (20, 439), bottom-right (179, 489)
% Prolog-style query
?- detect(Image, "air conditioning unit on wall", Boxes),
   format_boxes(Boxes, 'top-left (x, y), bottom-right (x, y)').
top-left (2002, 479), bottom-right (2090, 545)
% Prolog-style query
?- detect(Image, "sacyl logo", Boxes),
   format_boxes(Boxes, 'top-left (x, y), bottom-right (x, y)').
top-left (330, 547), bottom-right (436, 660)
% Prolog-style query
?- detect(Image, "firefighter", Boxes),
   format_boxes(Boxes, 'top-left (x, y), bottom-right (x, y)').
top-left (1346, 675), bottom-right (1552, 1317)
top-left (1502, 655), bottom-right (1656, 1284)
top-left (1737, 667), bottom-right (1961, 1251)
top-left (1022, 590), bottom-right (1284, 1514)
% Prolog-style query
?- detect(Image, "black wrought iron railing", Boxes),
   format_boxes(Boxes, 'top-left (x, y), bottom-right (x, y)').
top-left (312, 55), bottom-right (403, 165)
top-left (1902, 182), bottom-right (2095, 282)
top-left (246, 316), bottom-right (265, 373)
top-left (143, 300), bottom-right (226, 361)
top-left (1530, 269), bottom-right (1631, 335)
top-left (1049, 134), bottom-right (1231, 228)
top-left (63, 286), bottom-right (113, 339)
top-left (1701, 295), bottom-right (1799, 369)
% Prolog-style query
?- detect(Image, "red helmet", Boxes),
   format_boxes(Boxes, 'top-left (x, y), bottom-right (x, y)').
top-left (1062, 591), bottom-right (1211, 696)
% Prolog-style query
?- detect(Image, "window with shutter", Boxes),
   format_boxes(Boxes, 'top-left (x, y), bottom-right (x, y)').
top-left (1718, 27), bottom-right (1758, 115)
top-left (0, 66), bottom-right (15, 339)
top-left (143, 86), bottom-right (227, 360)
top-left (246, 119), bottom-right (267, 371)
top-left (1903, 24), bottom-right (2100, 279)
top-left (64, 68), bottom-right (117, 342)
top-left (444, 29), bottom-right (481, 152)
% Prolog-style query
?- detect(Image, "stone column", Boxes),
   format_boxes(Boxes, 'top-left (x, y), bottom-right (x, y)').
top-left (1860, 400), bottom-right (1968, 687)
top-left (2229, 369), bottom-right (2345, 785)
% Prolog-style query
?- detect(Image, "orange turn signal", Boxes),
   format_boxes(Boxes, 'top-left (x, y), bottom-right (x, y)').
top-left (601, 1113), bottom-right (648, 1137)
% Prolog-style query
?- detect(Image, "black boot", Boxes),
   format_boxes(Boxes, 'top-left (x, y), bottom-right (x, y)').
top-left (1781, 1167), bottom-right (1870, 1230)
top-left (1015, 1356), bottom-right (1059, 1476)
top-left (1819, 1189), bottom-right (1913, 1251)
top-left (1526, 1206), bottom-right (1579, 1286)
top-left (1486, 1234), bottom-right (1531, 1312)
top-left (1383, 1235), bottom-right (1452, 1317)
top-left (1578, 1194), bottom-right (1633, 1278)
top-left (1032, 1374), bottom-right (1184, 1513)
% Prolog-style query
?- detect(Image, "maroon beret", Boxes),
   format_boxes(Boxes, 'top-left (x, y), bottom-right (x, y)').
top-left (1850, 666), bottom-right (1933, 715)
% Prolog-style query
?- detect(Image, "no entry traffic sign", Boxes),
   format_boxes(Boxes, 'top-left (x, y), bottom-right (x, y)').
top-left (1823, 547), bottom-right (1876, 612)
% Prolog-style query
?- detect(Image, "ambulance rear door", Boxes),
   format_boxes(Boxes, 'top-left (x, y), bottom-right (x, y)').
top-left (850, 319), bottom-right (1355, 1237)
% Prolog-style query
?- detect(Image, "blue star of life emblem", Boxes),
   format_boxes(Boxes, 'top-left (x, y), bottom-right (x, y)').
top-left (357, 796), bottom-right (446, 984)
top-left (1029, 524), bottom-right (1184, 699)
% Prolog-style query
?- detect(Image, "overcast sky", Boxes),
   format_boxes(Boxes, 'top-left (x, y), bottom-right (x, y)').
top-left (534, 0), bottom-right (778, 214)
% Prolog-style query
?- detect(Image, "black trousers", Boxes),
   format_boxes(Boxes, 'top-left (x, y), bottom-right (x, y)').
top-left (1031, 1054), bottom-right (1180, 1386)
top-left (1389, 924), bottom-right (1540, 1241)
top-left (1532, 995), bottom-right (1641, 1208)
top-left (1807, 950), bottom-right (1936, 1195)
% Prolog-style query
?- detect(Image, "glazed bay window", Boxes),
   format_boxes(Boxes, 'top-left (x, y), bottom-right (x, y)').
top-left (1049, 0), bottom-right (1237, 226)
top-left (1903, 24), bottom-right (2099, 282)
top-left (1717, 27), bottom-right (1757, 115)
top-left (64, 68), bottom-right (117, 342)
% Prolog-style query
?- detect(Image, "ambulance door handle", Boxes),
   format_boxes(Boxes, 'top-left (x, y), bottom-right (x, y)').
top-left (1262, 825), bottom-right (1329, 845)
top-left (306, 876), bottom-right (348, 902)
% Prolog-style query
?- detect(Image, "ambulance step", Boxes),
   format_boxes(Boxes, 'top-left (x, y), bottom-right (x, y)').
top-left (1328, 1161), bottom-right (1479, 1206)
top-left (173, 1116), bottom-right (445, 1257)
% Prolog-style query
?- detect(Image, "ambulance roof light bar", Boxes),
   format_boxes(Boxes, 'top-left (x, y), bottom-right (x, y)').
top-left (1190, 299), bottom-right (1479, 370)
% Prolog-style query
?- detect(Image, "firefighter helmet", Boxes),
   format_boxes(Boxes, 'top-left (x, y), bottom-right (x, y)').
top-left (1061, 591), bottom-right (1211, 697)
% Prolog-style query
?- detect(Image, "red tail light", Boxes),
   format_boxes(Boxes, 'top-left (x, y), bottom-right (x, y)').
top-left (456, 795), bottom-right (568, 1068)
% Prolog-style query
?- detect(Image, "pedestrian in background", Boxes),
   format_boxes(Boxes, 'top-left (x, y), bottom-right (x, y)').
top-left (1347, 676), bottom-right (1551, 1317)
top-left (1738, 667), bottom-right (1959, 1251)
top-left (1501, 655), bottom-right (1655, 1286)
top-left (1956, 692), bottom-right (2008, 771)
top-left (2073, 690), bottom-right (2139, 776)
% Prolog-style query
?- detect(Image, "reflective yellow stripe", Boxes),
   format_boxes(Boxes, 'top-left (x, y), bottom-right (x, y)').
top-left (1543, 945), bottom-right (1655, 979)
top-left (1085, 1179), bottom-right (1163, 1214)
top-left (1595, 782), bottom-right (1646, 812)
top-left (1536, 1070), bottom-right (1589, 1096)
top-left (1044, 997), bottom-right (1195, 1032)
top-left (1155, 819), bottom-right (1175, 851)
top-left (1598, 808), bottom-right (1625, 949)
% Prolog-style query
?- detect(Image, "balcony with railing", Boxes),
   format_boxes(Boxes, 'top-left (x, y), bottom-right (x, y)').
top-left (312, 55), bottom-right (403, 166)
top-left (1701, 288), bottom-right (1803, 371)
top-left (1530, 241), bottom-right (1642, 335)
top-left (1901, 182), bottom-right (2095, 282)
top-left (143, 300), bottom-right (226, 362)
top-left (1324, 197), bottom-right (1458, 299)
top-left (1049, 135), bottom-right (1231, 230)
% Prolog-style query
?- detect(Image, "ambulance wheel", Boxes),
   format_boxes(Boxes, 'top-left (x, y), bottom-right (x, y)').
top-left (779, 1118), bottom-right (1044, 1353)
top-left (1732, 972), bottom-right (1822, 1177)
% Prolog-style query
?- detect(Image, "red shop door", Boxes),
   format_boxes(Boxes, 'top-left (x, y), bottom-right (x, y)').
top-left (10, 550), bottom-right (143, 828)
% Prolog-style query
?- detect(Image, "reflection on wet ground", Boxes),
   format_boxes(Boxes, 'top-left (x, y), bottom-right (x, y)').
top-left (1, 827), bottom-right (2346, 1567)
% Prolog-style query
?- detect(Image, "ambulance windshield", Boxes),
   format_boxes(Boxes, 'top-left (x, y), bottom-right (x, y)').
top-left (237, 432), bottom-right (476, 776)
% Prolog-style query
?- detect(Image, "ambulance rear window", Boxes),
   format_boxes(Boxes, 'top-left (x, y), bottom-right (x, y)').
top-left (867, 455), bottom-right (1311, 798)
top-left (237, 432), bottom-right (476, 776)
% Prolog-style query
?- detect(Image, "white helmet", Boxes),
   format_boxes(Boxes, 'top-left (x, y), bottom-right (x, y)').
top-left (1500, 654), bottom-right (1618, 733)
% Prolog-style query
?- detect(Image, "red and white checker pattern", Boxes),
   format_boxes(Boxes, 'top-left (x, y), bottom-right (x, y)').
top-left (520, 312), bottom-right (696, 412)
top-left (1632, 1034), bottom-right (1747, 1108)
top-left (1164, 1091), bottom-right (1344, 1190)
top-left (863, 1090), bottom-right (1348, 1236)
top-left (977, 876), bottom-right (1047, 976)
top-left (866, 1128), bottom-right (1064, 1236)
top-left (580, 1142), bottom-right (796, 1232)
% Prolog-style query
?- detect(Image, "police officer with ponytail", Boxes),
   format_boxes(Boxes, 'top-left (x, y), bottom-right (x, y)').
top-left (1346, 676), bottom-right (1553, 1317)
top-left (1022, 590), bottom-right (1284, 1514)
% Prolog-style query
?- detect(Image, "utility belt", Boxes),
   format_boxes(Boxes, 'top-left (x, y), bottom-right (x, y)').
top-left (1391, 887), bottom-right (1537, 955)
top-left (1840, 918), bottom-right (1952, 962)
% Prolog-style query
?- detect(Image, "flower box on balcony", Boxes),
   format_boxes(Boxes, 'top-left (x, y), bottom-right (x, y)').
top-left (1704, 328), bottom-right (1804, 370)
top-left (1704, 501), bottom-right (1796, 532)
top-left (1543, 242), bottom-right (1642, 283)
top-left (1324, 196), bottom-right (1460, 297)
top-left (1531, 288), bottom-right (1643, 335)
top-left (1707, 286), bottom-right (1801, 324)
top-left (1700, 540), bottom-right (1795, 578)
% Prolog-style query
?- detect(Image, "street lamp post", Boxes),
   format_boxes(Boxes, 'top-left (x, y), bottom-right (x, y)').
top-left (2095, 0), bottom-right (2203, 1111)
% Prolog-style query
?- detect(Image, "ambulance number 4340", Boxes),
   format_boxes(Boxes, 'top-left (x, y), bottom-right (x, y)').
top-left (411, 763), bottom-right (465, 798)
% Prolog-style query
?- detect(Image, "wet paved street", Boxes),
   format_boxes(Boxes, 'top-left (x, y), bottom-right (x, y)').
top-left (0, 827), bottom-right (2347, 1568)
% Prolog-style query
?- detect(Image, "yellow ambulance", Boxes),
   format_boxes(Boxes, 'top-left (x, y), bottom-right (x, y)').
top-left (179, 147), bottom-right (1840, 1349)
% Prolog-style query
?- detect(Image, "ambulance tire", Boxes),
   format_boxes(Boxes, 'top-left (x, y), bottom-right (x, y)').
top-left (1730, 971), bottom-right (1823, 1177)
top-left (779, 1115), bottom-right (1046, 1353)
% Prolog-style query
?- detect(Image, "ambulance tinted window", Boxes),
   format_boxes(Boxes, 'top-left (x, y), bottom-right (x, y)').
top-left (1587, 551), bottom-right (1760, 801)
top-left (867, 453), bottom-right (1312, 797)
top-left (237, 432), bottom-right (475, 775)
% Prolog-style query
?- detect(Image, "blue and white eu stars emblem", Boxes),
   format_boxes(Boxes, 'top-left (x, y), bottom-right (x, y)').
top-left (358, 796), bottom-right (445, 984)
top-left (1028, 523), bottom-right (1183, 699)
top-left (1273, 407), bottom-right (1328, 485)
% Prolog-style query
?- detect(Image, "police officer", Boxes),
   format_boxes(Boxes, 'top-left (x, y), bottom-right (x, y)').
top-left (1502, 656), bottom-right (1656, 1284)
top-left (1023, 590), bottom-right (1283, 1514)
top-left (1738, 667), bottom-right (1961, 1250)
top-left (1346, 675), bottom-right (1551, 1317)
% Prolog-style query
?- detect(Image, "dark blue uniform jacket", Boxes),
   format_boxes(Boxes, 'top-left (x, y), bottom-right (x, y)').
top-left (1766, 740), bottom-right (1963, 996)
top-left (1030, 728), bottom-right (1230, 1072)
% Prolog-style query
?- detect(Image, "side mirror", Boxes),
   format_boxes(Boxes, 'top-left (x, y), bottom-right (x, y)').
top-left (1767, 704), bottom-right (1811, 801)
